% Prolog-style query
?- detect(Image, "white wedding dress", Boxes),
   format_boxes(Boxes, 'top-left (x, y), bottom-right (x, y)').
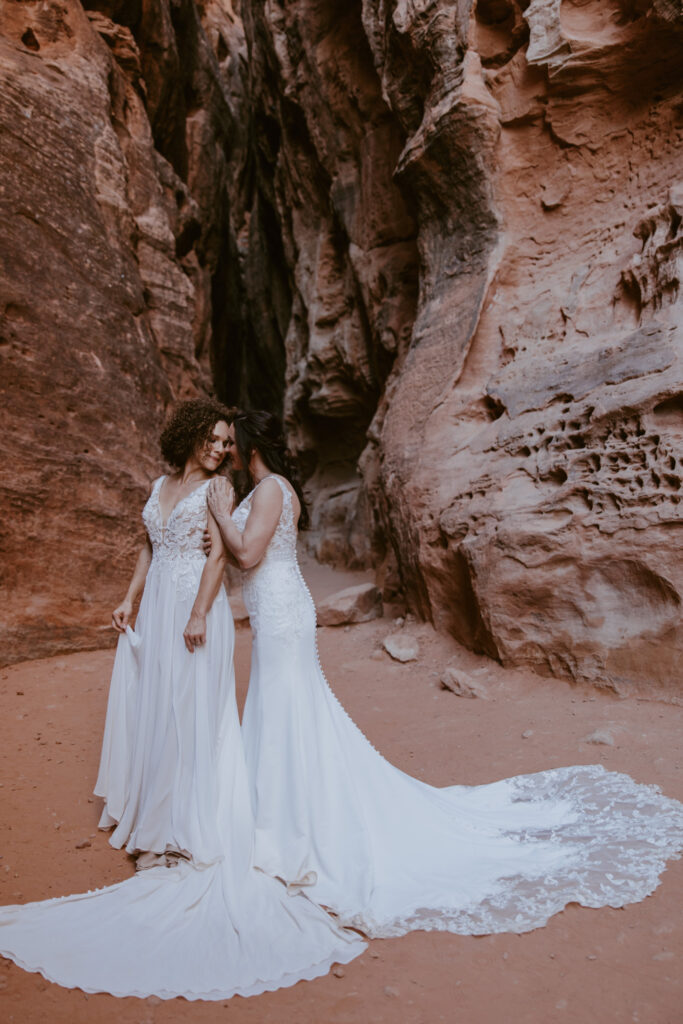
top-left (236, 475), bottom-right (683, 938)
top-left (0, 476), bottom-right (365, 999)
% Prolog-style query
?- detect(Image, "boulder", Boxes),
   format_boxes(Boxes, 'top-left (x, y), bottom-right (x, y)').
top-left (316, 583), bottom-right (382, 627)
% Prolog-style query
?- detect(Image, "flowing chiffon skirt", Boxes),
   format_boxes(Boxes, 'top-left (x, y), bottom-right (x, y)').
top-left (0, 558), bottom-right (365, 999)
top-left (95, 570), bottom-right (235, 866)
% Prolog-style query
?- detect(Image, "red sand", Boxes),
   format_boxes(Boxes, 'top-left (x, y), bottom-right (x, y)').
top-left (1, 554), bottom-right (681, 1024)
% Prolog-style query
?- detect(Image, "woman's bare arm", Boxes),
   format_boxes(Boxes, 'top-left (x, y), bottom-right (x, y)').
top-left (208, 477), bottom-right (283, 570)
top-left (112, 540), bottom-right (153, 632)
top-left (183, 510), bottom-right (228, 653)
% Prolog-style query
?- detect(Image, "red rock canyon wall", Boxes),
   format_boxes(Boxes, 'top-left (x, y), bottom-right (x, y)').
top-left (0, 0), bottom-right (243, 660)
top-left (2, 0), bottom-right (682, 697)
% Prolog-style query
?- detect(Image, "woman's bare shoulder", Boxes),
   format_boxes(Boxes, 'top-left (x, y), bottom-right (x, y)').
top-left (251, 475), bottom-right (285, 507)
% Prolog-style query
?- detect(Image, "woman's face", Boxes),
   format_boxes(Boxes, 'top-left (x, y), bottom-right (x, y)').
top-left (225, 423), bottom-right (245, 471)
top-left (197, 420), bottom-right (230, 472)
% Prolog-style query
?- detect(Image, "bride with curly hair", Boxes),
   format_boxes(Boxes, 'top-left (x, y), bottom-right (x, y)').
top-left (0, 398), bottom-right (365, 1001)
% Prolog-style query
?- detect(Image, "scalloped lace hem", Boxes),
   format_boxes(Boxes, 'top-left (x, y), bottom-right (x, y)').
top-left (333, 764), bottom-right (683, 939)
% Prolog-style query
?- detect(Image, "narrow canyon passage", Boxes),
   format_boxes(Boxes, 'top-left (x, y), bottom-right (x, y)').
top-left (2, 0), bottom-right (682, 695)
top-left (2, 0), bottom-right (683, 1014)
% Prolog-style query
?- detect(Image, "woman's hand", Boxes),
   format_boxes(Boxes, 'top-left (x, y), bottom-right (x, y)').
top-left (183, 612), bottom-right (207, 654)
top-left (208, 476), bottom-right (235, 524)
top-left (112, 599), bottom-right (133, 633)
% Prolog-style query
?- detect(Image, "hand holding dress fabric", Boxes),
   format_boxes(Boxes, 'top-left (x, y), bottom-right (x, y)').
top-left (112, 599), bottom-right (133, 633)
top-left (111, 540), bottom-right (153, 632)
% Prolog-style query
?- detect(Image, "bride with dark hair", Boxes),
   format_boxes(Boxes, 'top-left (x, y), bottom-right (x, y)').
top-left (0, 399), bottom-right (365, 1000)
top-left (208, 409), bottom-right (683, 940)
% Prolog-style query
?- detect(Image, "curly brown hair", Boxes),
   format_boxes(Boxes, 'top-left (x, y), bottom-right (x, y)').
top-left (160, 398), bottom-right (235, 471)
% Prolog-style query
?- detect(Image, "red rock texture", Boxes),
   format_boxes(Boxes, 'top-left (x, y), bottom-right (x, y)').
top-left (2, 0), bottom-right (682, 697)
top-left (374, 0), bottom-right (683, 698)
top-left (0, 0), bottom-right (242, 663)
top-left (230, 0), bottom-right (683, 698)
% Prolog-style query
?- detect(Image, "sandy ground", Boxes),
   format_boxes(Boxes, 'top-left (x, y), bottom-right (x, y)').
top-left (1, 552), bottom-right (682, 1024)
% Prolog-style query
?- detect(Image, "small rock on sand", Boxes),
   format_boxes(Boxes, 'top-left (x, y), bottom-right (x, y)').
top-left (440, 666), bottom-right (488, 699)
top-left (583, 729), bottom-right (615, 746)
top-left (317, 583), bottom-right (383, 627)
top-left (383, 633), bottom-right (419, 663)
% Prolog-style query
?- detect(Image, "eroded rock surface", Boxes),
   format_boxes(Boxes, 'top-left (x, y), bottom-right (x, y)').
top-left (378, 0), bottom-right (683, 698)
top-left (0, 0), bottom-right (245, 662)
top-left (2, 0), bottom-right (683, 697)
top-left (231, 0), bottom-right (683, 698)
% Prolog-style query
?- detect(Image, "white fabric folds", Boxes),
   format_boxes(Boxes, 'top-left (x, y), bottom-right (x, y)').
top-left (235, 476), bottom-right (683, 939)
top-left (0, 477), bottom-right (366, 999)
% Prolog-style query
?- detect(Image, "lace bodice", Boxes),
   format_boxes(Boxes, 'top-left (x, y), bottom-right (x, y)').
top-left (142, 476), bottom-right (211, 599)
top-left (231, 476), bottom-right (298, 563)
top-left (232, 476), bottom-right (314, 640)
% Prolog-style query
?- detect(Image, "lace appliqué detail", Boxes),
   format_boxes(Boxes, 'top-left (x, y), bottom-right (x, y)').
top-left (142, 477), bottom-right (210, 601)
top-left (232, 477), bottom-right (312, 642)
top-left (340, 764), bottom-right (683, 939)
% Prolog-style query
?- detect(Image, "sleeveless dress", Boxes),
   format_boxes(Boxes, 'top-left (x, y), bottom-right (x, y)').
top-left (0, 476), bottom-right (365, 999)
top-left (235, 475), bottom-right (683, 938)
top-left (96, 476), bottom-right (233, 865)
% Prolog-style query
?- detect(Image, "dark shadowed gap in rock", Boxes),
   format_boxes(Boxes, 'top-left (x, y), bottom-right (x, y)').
top-left (21, 28), bottom-right (40, 51)
top-left (299, 413), bottom-right (376, 477)
top-left (430, 546), bottom-right (500, 661)
top-left (653, 393), bottom-right (683, 425)
top-left (279, 96), bottom-right (333, 199)
top-left (476, 0), bottom-right (515, 25)
top-left (81, 0), bottom-right (142, 28)
top-left (211, 193), bottom-right (289, 416)
top-left (216, 32), bottom-right (228, 63)
top-left (143, 3), bottom-right (188, 181)
top-left (484, 395), bottom-right (506, 420)
top-left (211, 231), bottom-right (246, 408)
top-left (216, 0), bottom-right (422, 570)
top-left (175, 216), bottom-right (202, 261)
top-left (474, 0), bottom-right (530, 69)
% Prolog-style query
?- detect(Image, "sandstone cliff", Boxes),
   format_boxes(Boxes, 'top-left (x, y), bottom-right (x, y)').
top-left (0, 0), bottom-right (243, 660)
top-left (2, 0), bottom-right (682, 698)
top-left (237, 0), bottom-right (683, 698)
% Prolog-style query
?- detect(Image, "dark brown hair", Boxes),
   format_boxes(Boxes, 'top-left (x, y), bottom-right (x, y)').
top-left (232, 410), bottom-right (309, 529)
top-left (160, 398), bottom-right (235, 471)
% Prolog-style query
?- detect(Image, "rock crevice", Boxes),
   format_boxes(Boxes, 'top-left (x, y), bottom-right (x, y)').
top-left (2, 0), bottom-right (683, 698)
